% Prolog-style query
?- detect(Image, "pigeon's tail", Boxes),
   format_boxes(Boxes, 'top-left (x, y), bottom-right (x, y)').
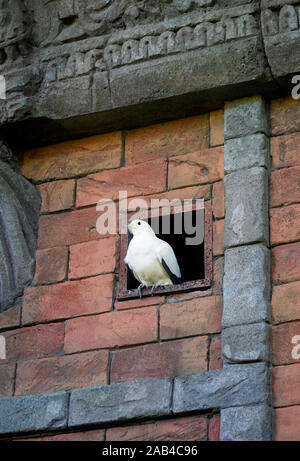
top-left (162, 258), bottom-right (182, 285)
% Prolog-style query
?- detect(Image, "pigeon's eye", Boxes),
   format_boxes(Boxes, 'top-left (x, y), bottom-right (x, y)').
top-left (138, 221), bottom-right (141, 225)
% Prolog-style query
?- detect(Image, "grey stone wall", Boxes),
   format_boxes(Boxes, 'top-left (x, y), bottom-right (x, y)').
top-left (0, 366), bottom-right (270, 436)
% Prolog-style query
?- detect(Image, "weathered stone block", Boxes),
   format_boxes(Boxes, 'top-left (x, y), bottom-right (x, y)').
top-left (173, 363), bottom-right (270, 413)
top-left (222, 322), bottom-right (270, 364)
top-left (69, 377), bottom-right (172, 427)
top-left (263, 24), bottom-right (300, 84)
top-left (220, 404), bottom-right (272, 441)
top-left (224, 167), bottom-right (269, 248)
top-left (36, 76), bottom-right (94, 120)
top-left (0, 392), bottom-right (68, 435)
top-left (224, 96), bottom-right (269, 140)
top-left (222, 244), bottom-right (271, 328)
top-left (224, 134), bottom-right (270, 174)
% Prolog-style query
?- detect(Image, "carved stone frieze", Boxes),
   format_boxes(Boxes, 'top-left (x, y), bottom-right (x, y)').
top-left (0, 1), bottom-right (298, 145)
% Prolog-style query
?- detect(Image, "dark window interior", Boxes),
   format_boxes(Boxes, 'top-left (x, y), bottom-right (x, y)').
top-left (126, 209), bottom-right (205, 290)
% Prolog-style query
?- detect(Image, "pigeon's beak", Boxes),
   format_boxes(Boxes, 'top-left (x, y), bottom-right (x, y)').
top-left (128, 222), bottom-right (133, 234)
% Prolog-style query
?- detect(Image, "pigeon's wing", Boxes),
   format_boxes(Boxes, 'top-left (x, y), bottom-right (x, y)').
top-left (155, 239), bottom-right (182, 285)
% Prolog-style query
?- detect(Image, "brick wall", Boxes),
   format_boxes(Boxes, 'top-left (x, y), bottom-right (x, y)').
top-left (0, 111), bottom-right (224, 440)
top-left (270, 96), bottom-right (300, 441)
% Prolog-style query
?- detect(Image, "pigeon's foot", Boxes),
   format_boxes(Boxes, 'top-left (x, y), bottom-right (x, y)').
top-left (137, 284), bottom-right (143, 299)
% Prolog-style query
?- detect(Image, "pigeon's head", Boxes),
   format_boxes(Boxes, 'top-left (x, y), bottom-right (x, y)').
top-left (128, 219), bottom-right (155, 236)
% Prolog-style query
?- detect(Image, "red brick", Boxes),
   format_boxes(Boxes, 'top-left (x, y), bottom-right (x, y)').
top-left (34, 247), bottom-right (68, 285)
top-left (0, 363), bottom-right (16, 397)
top-left (129, 184), bottom-right (211, 212)
top-left (270, 203), bottom-right (300, 246)
top-left (272, 281), bottom-right (300, 324)
top-left (122, 185), bottom-right (210, 220)
top-left (209, 336), bottom-right (222, 370)
top-left (107, 416), bottom-right (207, 441)
top-left (209, 416), bottom-right (220, 441)
top-left (21, 430), bottom-right (105, 441)
top-left (272, 242), bottom-right (300, 284)
top-left (76, 159), bottom-right (167, 208)
top-left (69, 237), bottom-right (117, 280)
top-left (168, 147), bottom-right (224, 190)
top-left (272, 132), bottom-right (300, 170)
top-left (213, 219), bottom-right (224, 256)
top-left (0, 306), bottom-right (20, 330)
top-left (160, 296), bottom-right (222, 340)
top-left (3, 323), bottom-right (64, 362)
top-left (38, 207), bottom-right (107, 249)
top-left (39, 180), bottom-right (75, 213)
top-left (210, 110), bottom-right (224, 147)
top-left (23, 274), bottom-right (113, 325)
top-left (213, 181), bottom-right (225, 219)
top-left (107, 423), bottom-right (155, 441)
top-left (275, 406), bottom-right (300, 441)
top-left (272, 321), bottom-right (300, 366)
top-left (271, 97), bottom-right (300, 136)
top-left (65, 307), bottom-right (158, 354)
top-left (115, 296), bottom-right (165, 311)
top-left (111, 336), bottom-right (208, 383)
top-left (125, 115), bottom-right (209, 165)
top-left (22, 132), bottom-right (122, 181)
top-left (155, 416), bottom-right (207, 441)
top-left (213, 257), bottom-right (223, 295)
top-left (15, 350), bottom-right (109, 396)
top-left (270, 166), bottom-right (300, 207)
top-left (273, 364), bottom-right (300, 407)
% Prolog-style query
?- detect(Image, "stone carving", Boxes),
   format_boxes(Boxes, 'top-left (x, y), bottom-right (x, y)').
top-left (176, 0), bottom-right (215, 13)
top-left (0, 0), bottom-right (30, 67)
top-left (261, 4), bottom-right (300, 36)
top-left (37, 0), bottom-right (218, 46)
top-left (0, 154), bottom-right (41, 313)
top-left (42, 12), bottom-right (258, 81)
top-left (44, 50), bottom-right (105, 83)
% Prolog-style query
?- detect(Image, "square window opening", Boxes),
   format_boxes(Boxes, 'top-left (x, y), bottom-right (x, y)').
top-left (118, 201), bottom-right (212, 300)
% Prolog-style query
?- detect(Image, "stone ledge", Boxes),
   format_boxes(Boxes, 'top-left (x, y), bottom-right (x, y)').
top-left (0, 365), bottom-right (270, 436)
top-left (173, 363), bottom-right (270, 414)
top-left (69, 377), bottom-right (173, 428)
top-left (0, 392), bottom-right (68, 435)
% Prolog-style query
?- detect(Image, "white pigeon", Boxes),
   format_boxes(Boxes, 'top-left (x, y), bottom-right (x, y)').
top-left (124, 219), bottom-right (182, 298)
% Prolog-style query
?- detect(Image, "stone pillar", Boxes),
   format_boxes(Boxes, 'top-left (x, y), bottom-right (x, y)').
top-left (220, 96), bottom-right (272, 441)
